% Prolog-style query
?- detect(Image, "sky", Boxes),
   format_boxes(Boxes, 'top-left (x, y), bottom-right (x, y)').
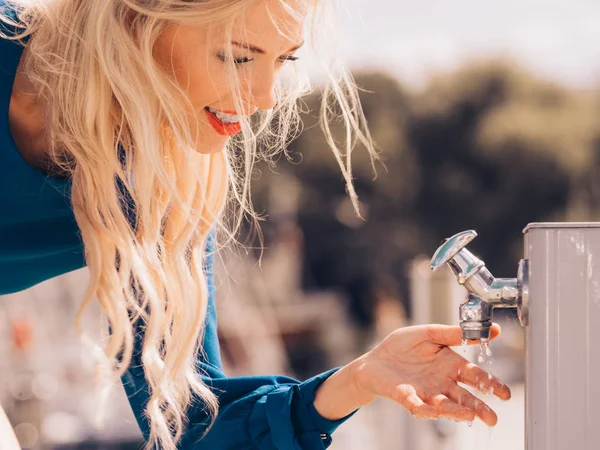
top-left (330, 0), bottom-right (600, 89)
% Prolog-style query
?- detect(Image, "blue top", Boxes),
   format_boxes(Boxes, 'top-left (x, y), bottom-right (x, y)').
top-left (0, 3), bottom-right (358, 448)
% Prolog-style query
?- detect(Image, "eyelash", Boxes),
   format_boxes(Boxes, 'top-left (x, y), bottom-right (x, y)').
top-left (217, 54), bottom-right (299, 65)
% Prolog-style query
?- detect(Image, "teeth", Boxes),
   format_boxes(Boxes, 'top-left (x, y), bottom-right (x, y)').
top-left (208, 107), bottom-right (240, 123)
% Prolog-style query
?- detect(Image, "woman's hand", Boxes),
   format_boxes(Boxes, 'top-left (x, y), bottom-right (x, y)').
top-left (313, 323), bottom-right (511, 427)
top-left (352, 323), bottom-right (511, 425)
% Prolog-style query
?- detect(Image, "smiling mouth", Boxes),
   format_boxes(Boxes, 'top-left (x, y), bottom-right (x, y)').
top-left (204, 106), bottom-right (242, 136)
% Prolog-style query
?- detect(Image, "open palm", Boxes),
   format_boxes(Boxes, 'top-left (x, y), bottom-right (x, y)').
top-left (352, 323), bottom-right (511, 426)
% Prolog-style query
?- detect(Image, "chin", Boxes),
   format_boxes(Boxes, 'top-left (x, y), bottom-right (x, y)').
top-left (190, 138), bottom-right (227, 154)
top-left (191, 128), bottom-right (229, 154)
top-left (195, 145), bottom-right (226, 155)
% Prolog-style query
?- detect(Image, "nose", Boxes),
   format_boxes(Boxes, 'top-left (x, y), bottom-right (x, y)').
top-left (248, 66), bottom-right (278, 111)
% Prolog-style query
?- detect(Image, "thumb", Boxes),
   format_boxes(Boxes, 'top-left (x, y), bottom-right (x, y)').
top-left (425, 323), bottom-right (501, 347)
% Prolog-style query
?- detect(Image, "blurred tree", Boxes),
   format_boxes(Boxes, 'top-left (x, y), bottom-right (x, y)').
top-left (289, 72), bottom-right (417, 328)
top-left (576, 90), bottom-right (600, 218)
top-left (249, 61), bottom-right (597, 329)
top-left (408, 60), bottom-right (579, 277)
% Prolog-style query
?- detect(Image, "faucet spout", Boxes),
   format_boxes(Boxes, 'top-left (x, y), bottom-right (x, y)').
top-left (460, 293), bottom-right (493, 340)
top-left (430, 230), bottom-right (529, 341)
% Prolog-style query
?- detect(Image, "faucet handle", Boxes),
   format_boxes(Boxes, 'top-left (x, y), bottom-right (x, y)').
top-left (430, 230), bottom-right (478, 271)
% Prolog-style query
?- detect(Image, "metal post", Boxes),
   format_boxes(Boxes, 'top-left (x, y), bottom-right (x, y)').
top-left (524, 223), bottom-right (600, 450)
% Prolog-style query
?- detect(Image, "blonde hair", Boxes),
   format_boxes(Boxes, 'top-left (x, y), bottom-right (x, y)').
top-left (0, 0), bottom-right (379, 449)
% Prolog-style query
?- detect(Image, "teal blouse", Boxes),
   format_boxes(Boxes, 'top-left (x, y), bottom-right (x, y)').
top-left (0, 3), bottom-right (358, 448)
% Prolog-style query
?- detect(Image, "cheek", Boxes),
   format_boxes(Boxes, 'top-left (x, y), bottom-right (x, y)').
top-left (187, 74), bottom-right (219, 109)
top-left (187, 61), bottom-right (251, 110)
top-left (175, 61), bottom-right (230, 151)
top-left (188, 69), bottom-right (241, 120)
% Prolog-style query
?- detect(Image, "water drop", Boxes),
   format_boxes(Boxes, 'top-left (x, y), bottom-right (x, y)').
top-left (462, 338), bottom-right (467, 347)
top-left (478, 337), bottom-right (491, 364)
top-left (485, 341), bottom-right (492, 357)
top-left (467, 421), bottom-right (473, 427)
top-left (478, 347), bottom-right (485, 363)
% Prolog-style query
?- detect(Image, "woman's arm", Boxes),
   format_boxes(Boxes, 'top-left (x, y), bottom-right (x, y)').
top-left (0, 403), bottom-right (21, 450)
top-left (120, 232), bottom-right (358, 449)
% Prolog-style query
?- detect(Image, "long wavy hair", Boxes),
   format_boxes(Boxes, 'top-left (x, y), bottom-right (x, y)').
top-left (0, 0), bottom-right (379, 449)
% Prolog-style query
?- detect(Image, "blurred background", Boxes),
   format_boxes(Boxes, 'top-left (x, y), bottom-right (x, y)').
top-left (1, 0), bottom-right (599, 448)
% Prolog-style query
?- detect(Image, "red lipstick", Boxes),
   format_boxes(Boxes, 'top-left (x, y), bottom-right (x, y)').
top-left (204, 107), bottom-right (242, 136)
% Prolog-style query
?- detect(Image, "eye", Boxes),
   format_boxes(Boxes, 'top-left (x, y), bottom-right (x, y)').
top-left (278, 55), bottom-right (299, 64)
top-left (216, 53), bottom-right (299, 67)
top-left (233, 56), bottom-right (253, 65)
top-left (216, 53), bottom-right (254, 65)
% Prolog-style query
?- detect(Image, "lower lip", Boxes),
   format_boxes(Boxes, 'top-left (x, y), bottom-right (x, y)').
top-left (204, 108), bottom-right (242, 136)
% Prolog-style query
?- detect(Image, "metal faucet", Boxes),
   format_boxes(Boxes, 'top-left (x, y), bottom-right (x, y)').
top-left (430, 230), bottom-right (529, 341)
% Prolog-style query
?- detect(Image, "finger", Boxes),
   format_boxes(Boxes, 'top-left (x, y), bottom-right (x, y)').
top-left (425, 393), bottom-right (473, 422)
top-left (444, 383), bottom-right (498, 426)
top-left (391, 384), bottom-right (439, 420)
top-left (457, 363), bottom-right (511, 401)
top-left (489, 323), bottom-right (501, 340)
top-left (424, 323), bottom-right (502, 348)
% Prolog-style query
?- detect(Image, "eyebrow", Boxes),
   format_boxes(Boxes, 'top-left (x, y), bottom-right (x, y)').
top-left (230, 40), bottom-right (304, 55)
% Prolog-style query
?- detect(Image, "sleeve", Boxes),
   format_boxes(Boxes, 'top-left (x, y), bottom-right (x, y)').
top-left (120, 230), bottom-right (360, 450)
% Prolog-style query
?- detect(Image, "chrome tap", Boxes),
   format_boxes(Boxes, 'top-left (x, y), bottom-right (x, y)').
top-left (430, 230), bottom-right (529, 341)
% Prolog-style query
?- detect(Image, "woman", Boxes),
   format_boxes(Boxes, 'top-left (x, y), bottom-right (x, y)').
top-left (0, 0), bottom-right (511, 449)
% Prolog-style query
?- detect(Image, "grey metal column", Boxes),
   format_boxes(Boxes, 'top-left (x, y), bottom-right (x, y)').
top-left (524, 223), bottom-right (600, 450)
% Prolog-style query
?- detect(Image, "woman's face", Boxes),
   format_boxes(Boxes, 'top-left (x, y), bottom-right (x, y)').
top-left (154, 0), bottom-right (306, 154)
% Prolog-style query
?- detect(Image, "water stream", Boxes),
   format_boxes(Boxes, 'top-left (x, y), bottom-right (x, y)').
top-left (458, 337), bottom-right (496, 449)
